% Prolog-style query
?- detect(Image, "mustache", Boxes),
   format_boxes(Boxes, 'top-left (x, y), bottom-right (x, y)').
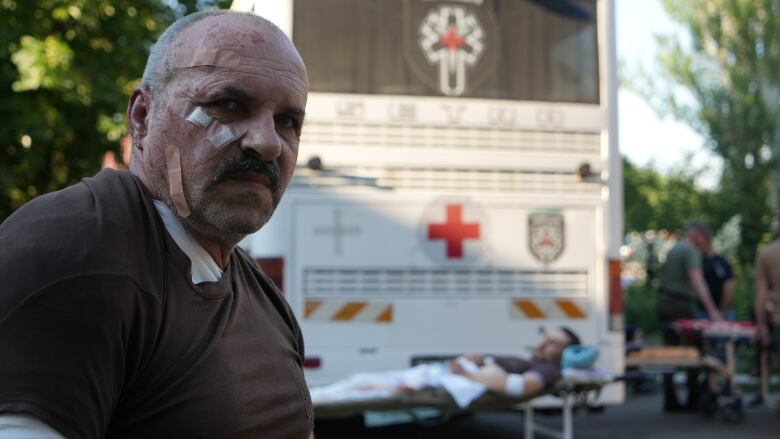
top-left (213, 155), bottom-right (282, 192)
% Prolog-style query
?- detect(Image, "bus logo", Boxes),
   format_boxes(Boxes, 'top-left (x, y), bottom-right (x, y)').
top-left (404, 0), bottom-right (499, 97)
top-left (418, 5), bottom-right (484, 96)
top-left (529, 211), bottom-right (565, 264)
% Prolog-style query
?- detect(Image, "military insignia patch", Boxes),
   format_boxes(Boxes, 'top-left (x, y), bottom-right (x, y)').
top-left (529, 211), bottom-right (565, 264)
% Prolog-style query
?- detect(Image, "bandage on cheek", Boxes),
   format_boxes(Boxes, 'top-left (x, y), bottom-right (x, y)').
top-left (184, 104), bottom-right (249, 150)
top-left (165, 144), bottom-right (191, 218)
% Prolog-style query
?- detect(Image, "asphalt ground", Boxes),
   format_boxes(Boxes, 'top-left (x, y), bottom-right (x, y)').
top-left (314, 391), bottom-right (779, 439)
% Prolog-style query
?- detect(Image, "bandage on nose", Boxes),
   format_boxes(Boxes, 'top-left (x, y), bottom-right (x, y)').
top-left (184, 104), bottom-right (279, 160)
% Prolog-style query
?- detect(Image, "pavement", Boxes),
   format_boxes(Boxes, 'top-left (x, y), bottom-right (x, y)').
top-left (314, 392), bottom-right (779, 438)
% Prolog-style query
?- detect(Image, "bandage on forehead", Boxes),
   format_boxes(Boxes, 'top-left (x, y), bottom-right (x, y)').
top-left (173, 47), bottom-right (308, 92)
top-left (174, 48), bottom-right (244, 69)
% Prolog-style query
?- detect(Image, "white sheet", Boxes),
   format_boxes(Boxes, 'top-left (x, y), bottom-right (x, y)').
top-left (309, 362), bottom-right (487, 408)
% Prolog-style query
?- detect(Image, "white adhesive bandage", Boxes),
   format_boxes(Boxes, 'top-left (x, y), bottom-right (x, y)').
top-left (504, 373), bottom-right (525, 397)
top-left (186, 106), bottom-right (214, 128)
top-left (184, 104), bottom-right (248, 150)
top-left (208, 124), bottom-right (241, 149)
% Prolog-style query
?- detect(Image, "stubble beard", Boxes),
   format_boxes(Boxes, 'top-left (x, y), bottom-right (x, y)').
top-left (186, 155), bottom-right (285, 240)
top-left (148, 146), bottom-right (285, 244)
top-left (187, 177), bottom-right (278, 240)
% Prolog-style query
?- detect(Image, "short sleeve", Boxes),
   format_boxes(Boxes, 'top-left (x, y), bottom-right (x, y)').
top-left (528, 363), bottom-right (561, 389)
top-left (0, 275), bottom-right (154, 439)
top-left (686, 245), bottom-right (702, 269)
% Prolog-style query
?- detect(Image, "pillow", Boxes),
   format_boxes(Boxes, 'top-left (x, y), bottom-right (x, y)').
top-left (561, 345), bottom-right (599, 369)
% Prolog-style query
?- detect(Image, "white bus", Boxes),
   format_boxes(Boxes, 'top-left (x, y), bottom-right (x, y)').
top-left (235, 0), bottom-right (624, 405)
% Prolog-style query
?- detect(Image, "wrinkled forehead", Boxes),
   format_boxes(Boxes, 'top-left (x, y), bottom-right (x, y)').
top-left (172, 15), bottom-right (306, 80)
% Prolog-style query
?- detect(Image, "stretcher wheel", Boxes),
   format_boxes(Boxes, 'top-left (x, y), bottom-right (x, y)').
top-left (719, 400), bottom-right (743, 424)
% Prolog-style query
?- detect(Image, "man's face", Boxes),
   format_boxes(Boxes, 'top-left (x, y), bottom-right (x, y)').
top-left (143, 15), bottom-right (308, 238)
top-left (532, 329), bottom-right (570, 364)
top-left (687, 230), bottom-right (707, 250)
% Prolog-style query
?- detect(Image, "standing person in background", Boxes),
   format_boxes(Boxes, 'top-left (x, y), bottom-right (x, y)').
top-left (658, 221), bottom-right (723, 412)
top-left (755, 234), bottom-right (780, 350)
top-left (659, 222), bottom-right (724, 324)
top-left (754, 232), bottom-right (780, 403)
top-left (698, 233), bottom-right (735, 320)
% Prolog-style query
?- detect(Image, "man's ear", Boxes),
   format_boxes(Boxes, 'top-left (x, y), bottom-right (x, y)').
top-left (128, 87), bottom-right (150, 150)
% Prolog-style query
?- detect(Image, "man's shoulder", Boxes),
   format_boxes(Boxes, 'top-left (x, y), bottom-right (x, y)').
top-left (3, 169), bottom-right (147, 230)
top-left (0, 169), bottom-right (165, 300)
top-left (666, 241), bottom-right (694, 261)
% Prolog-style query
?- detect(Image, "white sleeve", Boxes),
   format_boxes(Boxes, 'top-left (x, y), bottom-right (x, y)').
top-left (0, 414), bottom-right (65, 438)
top-left (504, 373), bottom-right (526, 396)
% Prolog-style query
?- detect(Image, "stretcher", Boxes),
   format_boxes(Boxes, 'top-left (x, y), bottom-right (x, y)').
top-left (312, 367), bottom-right (614, 439)
top-left (625, 320), bottom-right (759, 422)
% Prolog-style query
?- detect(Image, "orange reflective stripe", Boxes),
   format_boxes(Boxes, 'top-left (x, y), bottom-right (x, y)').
top-left (333, 302), bottom-right (368, 321)
top-left (376, 306), bottom-right (393, 322)
top-left (304, 300), bottom-right (323, 318)
top-left (557, 300), bottom-right (586, 319)
top-left (515, 300), bottom-right (545, 319)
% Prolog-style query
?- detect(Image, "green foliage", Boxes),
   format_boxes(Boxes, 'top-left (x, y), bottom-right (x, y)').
top-left (0, 0), bottom-right (230, 222)
top-left (624, 282), bottom-right (661, 337)
top-left (650, 0), bottom-right (780, 267)
top-left (623, 157), bottom-right (719, 233)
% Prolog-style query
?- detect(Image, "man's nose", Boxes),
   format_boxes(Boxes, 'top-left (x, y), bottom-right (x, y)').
top-left (239, 110), bottom-right (282, 161)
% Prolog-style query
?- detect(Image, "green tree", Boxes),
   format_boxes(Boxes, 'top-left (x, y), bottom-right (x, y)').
top-left (650, 0), bottom-right (780, 267)
top-left (0, 0), bottom-right (229, 222)
top-left (623, 156), bottom-right (718, 233)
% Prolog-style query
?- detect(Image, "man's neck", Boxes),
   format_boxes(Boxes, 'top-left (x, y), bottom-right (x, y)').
top-left (181, 222), bottom-right (239, 269)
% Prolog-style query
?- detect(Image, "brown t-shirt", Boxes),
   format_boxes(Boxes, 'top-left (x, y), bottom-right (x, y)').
top-left (756, 240), bottom-right (780, 325)
top-left (0, 169), bottom-right (312, 439)
top-left (492, 356), bottom-right (561, 390)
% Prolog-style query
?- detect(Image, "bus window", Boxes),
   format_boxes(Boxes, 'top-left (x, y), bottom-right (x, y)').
top-left (293, 0), bottom-right (599, 103)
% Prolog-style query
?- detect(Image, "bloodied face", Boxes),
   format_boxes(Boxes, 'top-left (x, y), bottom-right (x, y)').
top-left (140, 14), bottom-right (308, 240)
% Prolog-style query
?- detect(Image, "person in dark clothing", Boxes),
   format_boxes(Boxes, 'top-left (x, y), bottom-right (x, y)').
top-left (450, 327), bottom-right (581, 398)
top-left (658, 222), bottom-right (722, 412)
top-left (0, 10), bottom-right (313, 439)
top-left (697, 234), bottom-right (735, 320)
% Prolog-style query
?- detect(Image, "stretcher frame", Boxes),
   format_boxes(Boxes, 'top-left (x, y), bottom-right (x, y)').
top-left (314, 376), bottom-right (611, 439)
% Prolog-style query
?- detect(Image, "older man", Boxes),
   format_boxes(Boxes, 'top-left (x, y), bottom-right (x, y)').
top-left (0, 10), bottom-right (311, 439)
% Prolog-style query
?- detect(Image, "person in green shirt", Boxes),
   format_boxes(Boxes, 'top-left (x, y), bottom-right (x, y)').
top-left (659, 222), bottom-right (724, 322)
top-left (658, 221), bottom-right (723, 412)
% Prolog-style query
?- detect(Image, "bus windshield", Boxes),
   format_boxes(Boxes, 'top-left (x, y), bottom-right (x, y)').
top-left (293, 0), bottom-right (599, 104)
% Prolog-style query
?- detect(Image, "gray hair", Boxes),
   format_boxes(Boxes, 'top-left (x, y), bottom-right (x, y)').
top-left (141, 9), bottom-right (280, 98)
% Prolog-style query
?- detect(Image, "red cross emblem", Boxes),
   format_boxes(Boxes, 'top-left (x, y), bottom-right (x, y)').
top-left (428, 204), bottom-right (480, 259)
top-left (439, 25), bottom-right (465, 51)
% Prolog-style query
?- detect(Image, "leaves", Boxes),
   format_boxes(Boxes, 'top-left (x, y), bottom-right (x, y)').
top-left (639, 0), bottom-right (780, 267)
top-left (0, 0), bottom-right (231, 221)
top-left (623, 157), bottom-right (718, 234)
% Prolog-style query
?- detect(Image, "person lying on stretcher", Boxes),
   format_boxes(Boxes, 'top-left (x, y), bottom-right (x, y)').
top-left (450, 326), bottom-right (581, 398)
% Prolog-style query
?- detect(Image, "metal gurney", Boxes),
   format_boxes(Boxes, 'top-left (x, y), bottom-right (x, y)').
top-left (312, 367), bottom-right (615, 439)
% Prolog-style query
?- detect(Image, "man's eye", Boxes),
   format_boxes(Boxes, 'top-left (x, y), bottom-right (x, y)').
top-left (275, 114), bottom-right (298, 131)
top-left (210, 99), bottom-right (241, 111)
